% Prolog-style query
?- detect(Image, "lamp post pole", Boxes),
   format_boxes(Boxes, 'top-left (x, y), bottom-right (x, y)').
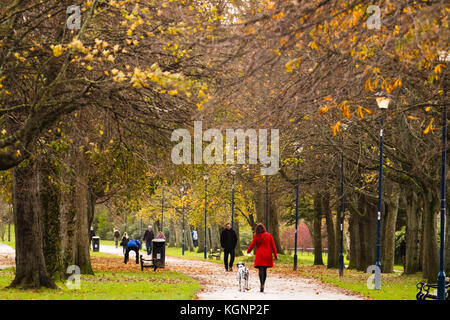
top-left (339, 124), bottom-right (348, 277)
top-left (339, 152), bottom-right (345, 277)
top-left (204, 173), bottom-right (209, 259)
top-left (374, 91), bottom-right (391, 290)
top-left (231, 169), bottom-right (236, 229)
top-left (292, 142), bottom-right (302, 271)
top-left (265, 175), bottom-right (269, 232)
top-left (376, 115), bottom-right (384, 274)
top-left (375, 92), bottom-right (391, 290)
top-left (437, 51), bottom-right (448, 299)
top-left (181, 186), bottom-right (186, 256)
top-left (161, 186), bottom-right (165, 233)
top-left (294, 182), bottom-right (299, 270)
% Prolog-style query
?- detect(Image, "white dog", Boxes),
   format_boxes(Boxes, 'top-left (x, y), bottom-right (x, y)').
top-left (236, 262), bottom-right (249, 292)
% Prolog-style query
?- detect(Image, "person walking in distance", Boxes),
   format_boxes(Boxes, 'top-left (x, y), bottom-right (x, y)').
top-left (192, 229), bottom-right (198, 248)
top-left (220, 223), bottom-right (238, 272)
top-left (142, 225), bottom-right (155, 255)
top-left (120, 232), bottom-right (129, 255)
top-left (113, 227), bottom-right (120, 248)
top-left (247, 223), bottom-right (277, 293)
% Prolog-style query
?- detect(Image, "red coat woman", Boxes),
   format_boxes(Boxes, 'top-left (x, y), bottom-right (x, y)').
top-left (247, 223), bottom-right (277, 292)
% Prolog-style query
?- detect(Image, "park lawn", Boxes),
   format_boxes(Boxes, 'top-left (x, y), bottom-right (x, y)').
top-left (293, 265), bottom-right (422, 300)
top-left (0, 225), bottom-right (15, 249)
top-left (0, 253), bottom-right (200, 300)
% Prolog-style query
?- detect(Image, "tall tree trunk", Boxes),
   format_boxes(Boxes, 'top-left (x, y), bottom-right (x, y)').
top-left (348, 206), bottom-right (360, 269)
top-left (61, 164), bottom-right (93, 275)
top-left (169, 220), bottom-right (176, 247)
top-left (381, 183), bottom-right (400, 273)
top-left (404, 188), bottom-right (422, 274)
top-left (197, 224), bottom-right (205, 254)
top-left (421, 188), bottom-right (439, 281)
top-left (174, 220), bottom-right (182, 247)
top-left (39, 157), bottom-right (64, 281)
top-left (268, 197), bottom-right (283, 254)
top-left (313, 193), bottom-right (324, 265)
top-left (322, 193), bottom-right (337, 268)
top-left (253, 187), bottom-right (283, 253)
top-left (9, 160), bottom-right (57, 289)
top-left (185, 224), bottom-right (194, 252)
top-left (74, 164), bottom-right (93, 275)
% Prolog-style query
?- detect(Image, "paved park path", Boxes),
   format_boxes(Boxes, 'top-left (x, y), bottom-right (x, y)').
top-left (0, 242), bottom-right (363, 299)
top-left (100, 244), bottom-right (363, 300)
top-left (0, 242), bottom-right (15, 270)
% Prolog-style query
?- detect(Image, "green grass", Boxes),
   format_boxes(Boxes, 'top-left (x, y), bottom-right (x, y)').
top-left (0, 265), bottom-right (200, 300)
top-left (300, 268), bottom-right (423, 300)
top-left (0, 225), bottom-right (15, 249)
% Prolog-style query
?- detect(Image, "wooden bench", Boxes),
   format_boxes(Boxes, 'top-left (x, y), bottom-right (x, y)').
top-left (140, 255), bottom-right (164, 271)
top-left (208, 248), bottom-right (221, 260)
top-left (416, 278), bottom-right (450, 300)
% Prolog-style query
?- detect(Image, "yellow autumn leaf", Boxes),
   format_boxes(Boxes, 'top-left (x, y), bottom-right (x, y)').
top-left (424, 119), bottom-right (435, 134)
top-left (319, 106), bottom-right (329, 115)
top-left (50, 44), bottom-right (64, 57)
top-left (331, 121), bottom-right (341, 136)
top-left (309, 41), bottom-right (318, 50)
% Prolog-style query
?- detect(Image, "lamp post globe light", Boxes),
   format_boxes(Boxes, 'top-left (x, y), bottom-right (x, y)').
top-left (230, 166), bottom-right (237, 230)
top-left (374, 91), bottom-right (391, 289)
top-left (292, 141), bottom-right (303, 271)
top-left (203, 172), bottom-right (209, 259)
top-left (339, 123), bottom-right (348, 277)
top-left (437, 50), bottom-right (449, 300)
top-left (181, 185), bottom-right (186, 256)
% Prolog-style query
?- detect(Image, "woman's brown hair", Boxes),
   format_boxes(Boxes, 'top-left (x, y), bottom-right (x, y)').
top-left (255, 223), bottom-right (266, 234)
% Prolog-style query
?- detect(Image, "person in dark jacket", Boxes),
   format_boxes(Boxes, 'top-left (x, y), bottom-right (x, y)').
top-left (142, 225), bottom-right (154, 255)
top-left (113, 228), bottom-right (120, 248)
top-left (220, 223), bottom-right (238, 272)
top-left (124, 239), bottom-right (142, 264)
top-left (120, 232), bottom-right (129, 255)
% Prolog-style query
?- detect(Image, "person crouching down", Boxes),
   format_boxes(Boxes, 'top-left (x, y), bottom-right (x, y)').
top-left (124, 239), bottom-right (142, 264)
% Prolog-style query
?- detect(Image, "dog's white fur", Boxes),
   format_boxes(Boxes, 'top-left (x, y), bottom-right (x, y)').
top-left (236, 262), bottom-right (249, 291)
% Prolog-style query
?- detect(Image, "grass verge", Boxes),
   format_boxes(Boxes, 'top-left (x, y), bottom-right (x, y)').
top-left (0, 254), bottom-right (200, 300)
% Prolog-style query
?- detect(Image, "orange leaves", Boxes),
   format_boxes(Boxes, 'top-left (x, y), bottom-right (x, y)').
top-left (339, 101), bottom-right (351, 119)
top-left (364, 79), bottom-right (375, 92)
top-left (319, 105), bottom-right (330, 115)
top-left (423, 119), bottom-right (435, 134)
top-left (331, 121), bottom-right (341, 136)
top-left (356, 106), bottom-right (373, 119)
top-left (407, 116), bottom-right (420, 121)
top-left (272, 11), bottom-right (285, 20)
top-left (364, 77), bottom-right (401, 94)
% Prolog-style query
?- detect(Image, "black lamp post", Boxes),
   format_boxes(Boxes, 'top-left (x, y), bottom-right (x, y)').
top-left (292, 142), bottom-right (303, 271)
top-left (230, 166), bottom-right (237, 229)
top-left (437, 50), bottom-right (449, 300)
top-left (265, 174), bottom-right (269, 232)
top-left (374, 91), bottom-right (391, 289)
top-left (161, 186), bottom-right (165, 233)
top-left (339, 123), bottom-right (348, 277)
top-left (181, 185), bottom-right (186, 256)
top-left (204, 172), bottom-right (209, 259)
